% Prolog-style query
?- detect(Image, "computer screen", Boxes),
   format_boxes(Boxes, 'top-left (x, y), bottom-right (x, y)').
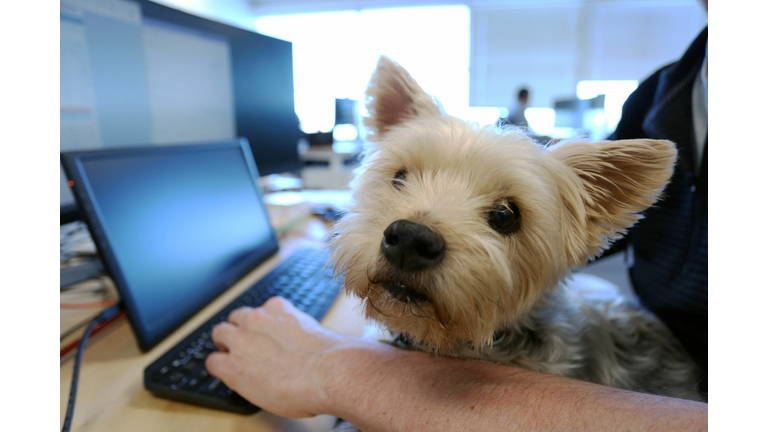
top-left (61, 140), bottom-right (279, 351)
top-left (335, 98), bottom-right (359, 125)
top-left (553, 95), bottom-right (606, 129)
top-left (60, 0), bottom-right (300, 213)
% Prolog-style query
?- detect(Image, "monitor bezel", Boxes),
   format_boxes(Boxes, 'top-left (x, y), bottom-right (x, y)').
top-left (60, 139), bottom-right (280, 352)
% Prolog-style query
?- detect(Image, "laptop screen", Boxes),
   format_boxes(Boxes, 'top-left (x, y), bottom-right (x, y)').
top-left (62, 140), bottom-right (279, 351)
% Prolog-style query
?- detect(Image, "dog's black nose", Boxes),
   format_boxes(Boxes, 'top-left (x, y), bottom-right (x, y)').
top-left (381, 219), bottom-right (445, 271)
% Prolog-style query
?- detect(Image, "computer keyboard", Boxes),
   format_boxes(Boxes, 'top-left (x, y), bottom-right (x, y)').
top-left (144, 248), bottom-right (341, 414)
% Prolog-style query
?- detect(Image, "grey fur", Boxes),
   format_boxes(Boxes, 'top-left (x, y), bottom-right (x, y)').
top-left (328, 289), bottom-right (702, 432)
top-left (394, 287), bottom-right (702, 401)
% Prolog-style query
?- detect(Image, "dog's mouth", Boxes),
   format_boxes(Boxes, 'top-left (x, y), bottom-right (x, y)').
top-left (382, 282), bottom-right (431, 304)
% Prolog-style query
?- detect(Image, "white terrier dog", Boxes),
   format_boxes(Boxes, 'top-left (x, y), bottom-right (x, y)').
top-left (329, 57), bottom-right (701, 401)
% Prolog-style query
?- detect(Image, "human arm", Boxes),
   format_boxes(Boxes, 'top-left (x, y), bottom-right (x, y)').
top-left (206, 297), bottom-right (707, 432)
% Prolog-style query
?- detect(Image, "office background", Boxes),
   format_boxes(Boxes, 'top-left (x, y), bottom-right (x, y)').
top-left (58, 0), bottom-right (708, 299)
top-left (152, 0), bottom-right (706, 135)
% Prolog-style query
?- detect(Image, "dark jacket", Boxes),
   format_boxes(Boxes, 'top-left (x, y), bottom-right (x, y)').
top-left (608, 27), bottom-right (708, 395)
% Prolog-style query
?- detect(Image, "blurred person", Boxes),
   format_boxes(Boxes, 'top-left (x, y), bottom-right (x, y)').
top-left (500, 86), bottom-right (530, 128)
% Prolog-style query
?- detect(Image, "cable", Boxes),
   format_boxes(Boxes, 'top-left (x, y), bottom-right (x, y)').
top-left (61, 304), bottom-right (122, 432)
top-left (60, 285), bottom-right (107, 295)
top-left (60, 314), bottom-right (99, 342)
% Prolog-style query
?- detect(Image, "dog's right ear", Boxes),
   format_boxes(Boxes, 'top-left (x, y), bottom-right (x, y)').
top-left (363, 56), bottom-right (443, 140)
top-left (548, 138), bottom-right (677, 267)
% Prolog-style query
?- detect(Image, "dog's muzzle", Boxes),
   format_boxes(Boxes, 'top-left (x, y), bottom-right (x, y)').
top-left (382, 282), bottom-right (430, 304)
top-left (380, 219), bottom-right (445, 271)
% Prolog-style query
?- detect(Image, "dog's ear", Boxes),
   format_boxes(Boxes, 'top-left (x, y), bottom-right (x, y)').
top-left (548, 139), bottom-right (677, 266)
top-left (363, 56), bottom-right (443, 140)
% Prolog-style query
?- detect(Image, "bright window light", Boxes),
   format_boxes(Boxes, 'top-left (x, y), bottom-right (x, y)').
top-left (524, 107), bottom-right (555, 136)
top-left (255, 7), bottom-right (469, 134)
top-left (465, 107), bottom-right (505, 126)
top-left (332, 124), bottom-right (358, 142)
top-left (576, 80), bottom-right (638, 133)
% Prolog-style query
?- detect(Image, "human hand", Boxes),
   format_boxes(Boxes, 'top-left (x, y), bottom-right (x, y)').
top-left (205, 296), bottom-right (347, 418)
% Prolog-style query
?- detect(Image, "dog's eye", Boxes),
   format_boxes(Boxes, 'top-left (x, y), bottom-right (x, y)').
top-left (393, 169), bottom-right (407, 190)
top-left (488, 202), bottom-right (521, 234)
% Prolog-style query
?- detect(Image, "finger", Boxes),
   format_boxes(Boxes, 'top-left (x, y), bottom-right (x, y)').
top-left (263, 296), bottom-right (294, 312)
top-left (263, 296), bottom-right (311, 322)
top-left (228, 306), bottom-right (253, 327)
top-left (205, 352), bottom-right (233, 380)
top-left (261, 297), bottom-right (296, 322)
top-left (211, 322), bottom-right (238, 353)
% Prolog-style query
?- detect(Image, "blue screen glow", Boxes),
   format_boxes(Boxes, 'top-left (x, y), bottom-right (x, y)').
top-left (77, 144), bottom-right (275, 344)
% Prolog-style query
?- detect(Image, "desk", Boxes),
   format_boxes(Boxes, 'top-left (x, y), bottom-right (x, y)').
top-left (60, 218), bottom-right (370, 431)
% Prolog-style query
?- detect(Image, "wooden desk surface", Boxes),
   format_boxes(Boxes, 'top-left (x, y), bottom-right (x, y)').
top-left (60, 218), bottom-right (370, 431)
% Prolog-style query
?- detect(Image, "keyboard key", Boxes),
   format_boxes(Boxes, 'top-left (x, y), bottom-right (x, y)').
top-left (199, 377), bottom-right (223, 395)
top-left (151, 366), bottom-right (171, 383)
top-left (182, 376), bottom-right (202, 391)
top-left (182, 359), bottom-right (200, 371)
top-left (168, 371), bottom-right (186, 385)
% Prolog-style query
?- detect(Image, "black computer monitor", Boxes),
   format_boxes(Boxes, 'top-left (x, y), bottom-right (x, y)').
top-left (60, 0), bottom-right (301, 220)
top-left (553, 95), bottom-right (606, 129)
top-left (335, 98), bottom-right (359, 125)
top-left (61, 139), bottom-right (279, 351)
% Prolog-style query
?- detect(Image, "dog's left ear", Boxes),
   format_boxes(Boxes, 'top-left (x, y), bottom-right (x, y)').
top-left (363, 56), bottom-right (443, 141)
top-left (549, 139), bottom-right (677, 266)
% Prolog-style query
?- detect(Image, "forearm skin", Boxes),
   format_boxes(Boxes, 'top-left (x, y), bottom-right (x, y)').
top-left (316, 340), bottom-right (707, 432)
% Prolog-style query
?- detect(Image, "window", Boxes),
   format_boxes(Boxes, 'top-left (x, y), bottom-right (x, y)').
top-left (255, 6), bottom-right (470, 133)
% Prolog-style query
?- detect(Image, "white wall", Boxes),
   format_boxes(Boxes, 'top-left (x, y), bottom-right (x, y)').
top-left (470, 0), bottom-right (707, 109)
